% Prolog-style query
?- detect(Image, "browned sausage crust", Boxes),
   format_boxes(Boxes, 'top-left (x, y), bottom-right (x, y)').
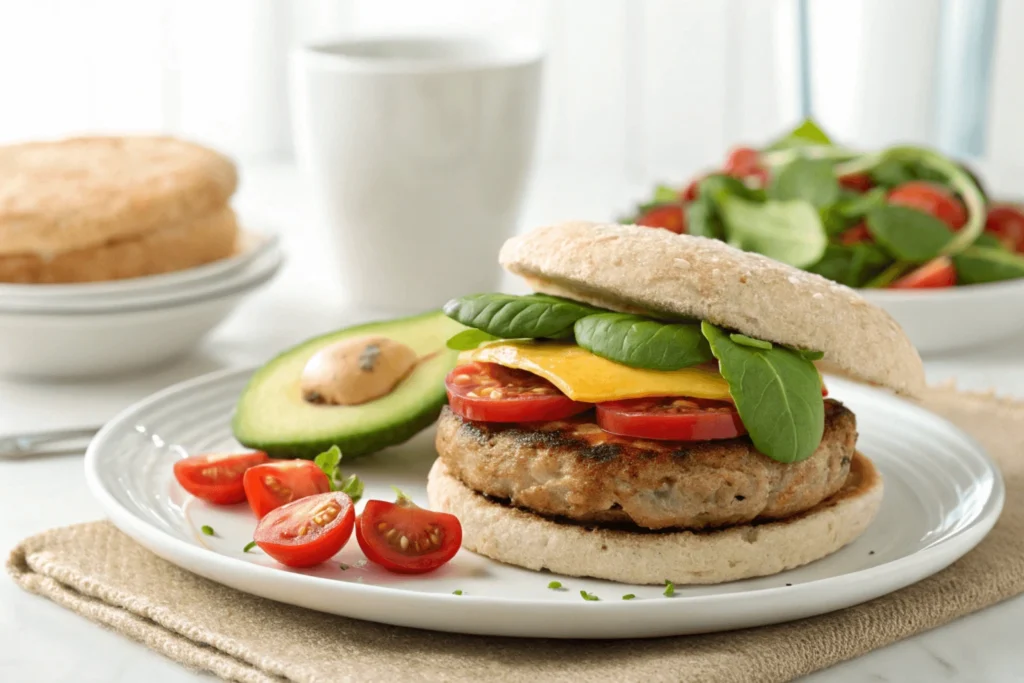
top-left (435, 400), bottom-right (856, 530)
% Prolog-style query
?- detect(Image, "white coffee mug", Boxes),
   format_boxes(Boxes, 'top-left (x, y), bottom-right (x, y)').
top-left (291, 35), bottom-right (544, 313)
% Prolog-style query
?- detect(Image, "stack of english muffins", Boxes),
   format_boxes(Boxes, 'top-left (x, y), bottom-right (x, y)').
top-left (0, 136), bottom-right (240, 284)
top-left (0, 135), bottom-right (283, 379)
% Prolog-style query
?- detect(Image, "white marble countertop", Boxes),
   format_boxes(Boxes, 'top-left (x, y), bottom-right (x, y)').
top-left (1, 163), bottom-right (1023, 682)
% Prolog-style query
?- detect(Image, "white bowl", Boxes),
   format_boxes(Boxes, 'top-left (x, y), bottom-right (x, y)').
top-left (0, 246), bottom-right (283, 379)
top-left (859, 278), bottom-right (1024, 355)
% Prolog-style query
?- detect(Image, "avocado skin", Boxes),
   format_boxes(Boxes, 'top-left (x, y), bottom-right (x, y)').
top-left (232, 392), bottom-right (447, 460)
top-left (230, 310), bottom-right (463, 460)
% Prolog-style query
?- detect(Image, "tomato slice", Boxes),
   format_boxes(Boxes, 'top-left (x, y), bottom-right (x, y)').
top-left (596, 397), bottom-right (746, 442)
top-left (172, 451), bottom-right (269, 505)
top-left (681, 176), bottom-right (702, 202)
top-left (888, 181), bottom-right (967, 230)
top-left (723, 146), bottom-right (760, 177)
top-left (985, 205), bottom-right (1024, 252)
top-left (890, 256), bottom-right (957, 289)
top-left (445, 362), bottom-right (592, 423)
top-left (636, 205), bottom-right (686, 234)
top-left (838, 172), bottom-right (874, 193)
top-left (243, 460), bottom-right (331, 519)
top-left (253, 491), bottom-right (355, 568)
top-left (356, 493), bottom-right (462, 574)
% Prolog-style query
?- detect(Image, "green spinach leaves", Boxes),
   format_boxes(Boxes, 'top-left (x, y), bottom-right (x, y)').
top-left (718, 196), bottom-right (827, 268)
top-left (574, 314), bottom-right (712, 370)
top-left (865, 205), bottom-right (954, 263)
top-left (702, 323), bottom-right (825, 464)
top-left (442, 294), bottom-right (599, 340)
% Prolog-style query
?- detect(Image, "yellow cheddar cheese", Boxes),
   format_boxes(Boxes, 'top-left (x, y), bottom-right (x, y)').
top-left (462, 341), bottom-right (733, 403)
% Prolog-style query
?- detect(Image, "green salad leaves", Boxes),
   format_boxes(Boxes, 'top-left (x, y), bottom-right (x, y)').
top-left (443, 294), bottom-right (826, 464)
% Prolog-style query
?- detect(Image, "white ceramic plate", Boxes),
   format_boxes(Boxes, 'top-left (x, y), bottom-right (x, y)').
top-left (85, 370), bottom-right (1004, 639)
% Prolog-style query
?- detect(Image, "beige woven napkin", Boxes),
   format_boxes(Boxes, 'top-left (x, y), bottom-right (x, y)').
top-left (8, 385), bottom-right (1024, 683)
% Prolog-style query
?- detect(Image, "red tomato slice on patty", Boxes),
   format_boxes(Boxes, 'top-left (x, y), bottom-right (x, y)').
top-left (243, 459), bottom-right (331, 519)
top-left (596, 397), bottom-right (747, 442)
top-left (890, 256), bottom-right (957, 289)
top-left (173, 451), bottom-right (269, 505)
top-left (356, 493), bottom-right (462, 574)
top-left (888, 181), bottom-right (967, 230)
top-left (985, 205), bottom-right (1024, 252)
top-left (635, 205), bottom-right (686, 234)
top-left (445, 362), bottom-right (592, 423)
top-left (254, 491), bottom-right (355, 568)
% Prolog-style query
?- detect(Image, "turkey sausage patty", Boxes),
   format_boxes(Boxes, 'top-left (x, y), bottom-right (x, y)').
top-left (435, 400), bottom-right (857, 530)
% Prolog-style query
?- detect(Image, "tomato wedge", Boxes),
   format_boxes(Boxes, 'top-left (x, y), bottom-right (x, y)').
top-left (356, 493), bottom-right (462, 574)
top-left (172, 451), bottom-right (269, 505)
top-left (839, 222), bottom-right (872, 245)
top-left (596, 397), bottom-right (746, 442)
top-left (838, 172), bottom-right (874, 193)
top-left (445, 362), bottom-right (591, 423)
top-left (635, 205), bottom-right (686, 234)
top-left (890, 256), bottom-right (957, 289)
top-left (985, 205), bottom-right (1024, 252)
top-left (888, 181), bottom-right (967, 230)
top-left (254, 491), bottom-right (355, 568)
top-left (243, 460), bottom-right (331, 519)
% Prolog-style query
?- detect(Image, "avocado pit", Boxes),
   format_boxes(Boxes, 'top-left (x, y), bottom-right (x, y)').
top-left (301, 335), bottom-right (417, 406)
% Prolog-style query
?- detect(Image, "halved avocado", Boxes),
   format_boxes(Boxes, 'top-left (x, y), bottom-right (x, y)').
top-left (232, 310), bottom-right (465, 459)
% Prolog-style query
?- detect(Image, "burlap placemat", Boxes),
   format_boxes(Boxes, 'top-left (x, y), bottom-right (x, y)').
top-left (7, 385), bottom-right (1024, 683)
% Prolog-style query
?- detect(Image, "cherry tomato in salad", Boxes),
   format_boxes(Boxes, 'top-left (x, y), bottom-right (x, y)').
top-left (445, 363), bottom-right (592, 423)
top-left (838, 173), bottom-right (874, 193)
top-left (243, 459), bottom-right (331, 519)
top-left (172, 451), bottom-right (269, 505)
top-left (253, 491), bottom-right (355, 568)
top-left (984, 205), bottom-right (1024, 252)
top-left (681, 177), bottom-right (702, 202)
top-left (356, 492), bottom-right (462, 574)
top-left (723, 146), bottom-right (761, 177)
top-left (888, 182), bottom-right (967, 230)
top-left (596, 397), bottom-right (747, 442)
top-left (839, 222), bottom-right (872, 245)
top-left (889, 257), bottom-right (957, 289)
top-left (635, 204), bottom-right (686, 234)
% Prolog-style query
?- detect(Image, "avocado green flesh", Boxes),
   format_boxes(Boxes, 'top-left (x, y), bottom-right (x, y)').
top-left (231, 310), bottom-right (466, 460)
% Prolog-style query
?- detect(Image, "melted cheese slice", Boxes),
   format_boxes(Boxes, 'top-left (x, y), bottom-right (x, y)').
top-left (462, 341), bottom-right (732, 403)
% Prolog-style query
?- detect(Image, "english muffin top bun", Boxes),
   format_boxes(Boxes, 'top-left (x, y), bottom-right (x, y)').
top-left (0, 136), bottom-right (240, 283)
top-left (500, 220), bottom-right (925, 396)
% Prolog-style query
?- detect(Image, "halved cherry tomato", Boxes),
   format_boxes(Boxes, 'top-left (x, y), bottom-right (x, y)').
top-left (596, 397), bottom-right (746, 442)
top-left (243, 460), bottom-right (331, 519)
top-left (890, 256), bottom-right (957, 289)
top-left (253, 491), bottom-right (355, 568)
top-left (356, 493), bottom-right (462, 574)
top-left (681, 176), bottom-right (703, 201)
top-left (172, 451), bottom-right (269, 505)
top-left (888, 182), bottom-right (967, 230)
top-left (723, 146), bottom-right (761, 177)
top-left (839, 173), bottom-right (874, 193)
top-left (636, 205), bottom-right (686, 234)
top-left (445, 362), bottom-right (591, 423)
top-left (984, 205), bottom-right (1024, 252)
top-left (839, 222), bottom-right (872, 245)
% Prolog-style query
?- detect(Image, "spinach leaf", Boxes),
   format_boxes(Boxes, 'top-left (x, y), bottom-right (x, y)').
top-left (973, 232), bottom-right (1010, 251)
top-left (651, 185), bottom-right (679, 204)
top-left (866, 205), bottom-right (955, 263)
top-left (835, 187), bottom-right (887, 219)
top-left (718, 196), bottom-right (827, 268)
top-left (729, 333), bottom-right (772, 350)
top-left (443, 294), bottom-right (601, 339)
top-left (446, 329), bottom-right (498, 351)
top-left (767, 158), bottom-right (839, 208)
top-left (685, 174), bottom-right (758, 240)
top-left (820, 205), bottom-right (854, 237)
top-left (765, 118), bottom-right (833, 151)
top-left (701, 323), bottom-right (825, 464)
top-left (796, 349), bottom-right (825, 361)
top-left (869, 159), bottom-right (917, 188)
top-left (574, 313), bottom-right (712, 370)
top-left (685, 199), bottom-right (723, 239)
top-left (953, 246), bottom-right (1024, 284)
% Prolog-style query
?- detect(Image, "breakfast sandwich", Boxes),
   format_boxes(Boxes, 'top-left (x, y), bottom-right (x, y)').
top-left (0, 136), bottom-right (239, 283)
top-left (427, 221), bottom-right (924, 585)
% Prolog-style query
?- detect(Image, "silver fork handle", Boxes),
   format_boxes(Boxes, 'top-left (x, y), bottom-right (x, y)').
top-left (0, 426), bottom-right (100, 459)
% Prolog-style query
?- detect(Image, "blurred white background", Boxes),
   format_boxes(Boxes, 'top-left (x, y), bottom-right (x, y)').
top-left (0, 0), bottom-right (1018, 183)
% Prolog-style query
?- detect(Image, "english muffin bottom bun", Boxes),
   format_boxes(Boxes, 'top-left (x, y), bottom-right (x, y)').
top-left (0, 136), bottom-right (240, 283)
top-left (432, 221), bottom-right (923, 584)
